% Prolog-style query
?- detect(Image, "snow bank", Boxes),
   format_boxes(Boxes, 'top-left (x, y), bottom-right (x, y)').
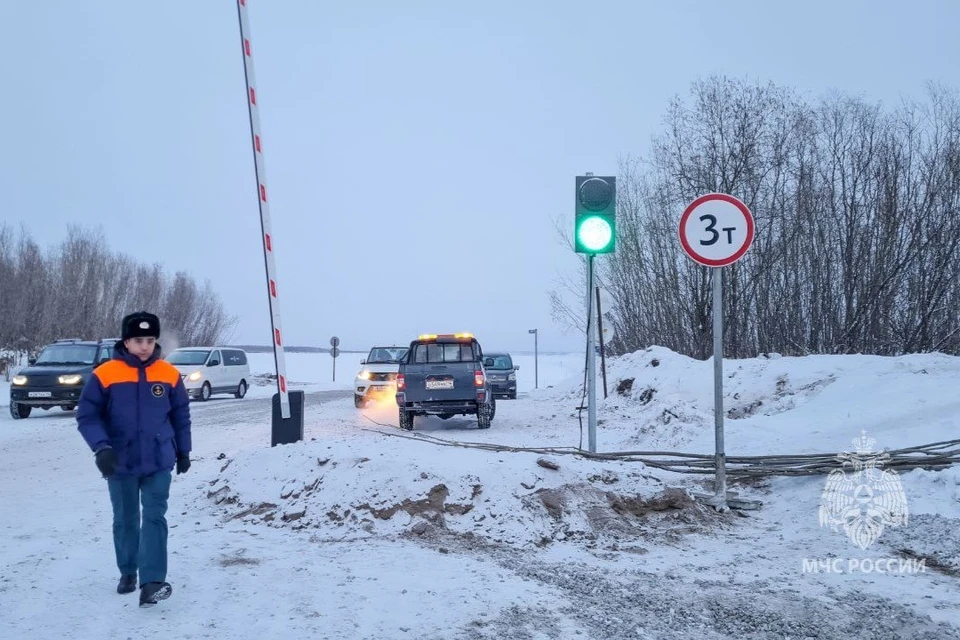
top-left (200, 345), bottom-right (960, 561)
top-left (542, 346), bottom-right (960, 455)
top-left (198, 430), bottom-right (723, 548)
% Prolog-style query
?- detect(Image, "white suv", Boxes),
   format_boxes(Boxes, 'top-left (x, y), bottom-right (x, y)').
top-left (166, 347), bottom-right (251, 401)
top-left (354, 345), bottom-right (409, 408)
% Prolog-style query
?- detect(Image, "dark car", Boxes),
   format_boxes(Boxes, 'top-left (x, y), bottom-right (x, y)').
top-left (395, 333), bottom-right (495, 430)
top-left (9, 338), bottom-right (116, 419)
top-left (482, 352), bottom-right (518, 399)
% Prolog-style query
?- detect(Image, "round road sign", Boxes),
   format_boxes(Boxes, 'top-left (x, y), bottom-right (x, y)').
top-left (329, 336), bottom-right (340, 348)
top-left (596, 321), bottom-right (615, 345)
top-left (330, 346), bottom-right (340, 358)
top-left (678, 193), bottom-right (754, 267)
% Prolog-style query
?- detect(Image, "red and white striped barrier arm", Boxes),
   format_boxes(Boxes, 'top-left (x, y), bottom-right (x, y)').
top-left (236, 0), bottom-right (290, 419)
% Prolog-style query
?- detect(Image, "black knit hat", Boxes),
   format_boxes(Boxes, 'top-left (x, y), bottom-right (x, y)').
top-left (121, 311), bottom-right (161, 340)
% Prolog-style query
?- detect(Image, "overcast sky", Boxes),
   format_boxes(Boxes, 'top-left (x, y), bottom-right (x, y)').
top-left (3, 0), bottom-right (958, 353)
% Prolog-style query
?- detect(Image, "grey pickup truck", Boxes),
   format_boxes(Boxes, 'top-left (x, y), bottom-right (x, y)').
top-left (395, 333), bottom-right (496, 431)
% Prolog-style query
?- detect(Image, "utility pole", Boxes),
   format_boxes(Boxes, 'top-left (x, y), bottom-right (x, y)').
top-left (596, 285), bottom-right (608, 399)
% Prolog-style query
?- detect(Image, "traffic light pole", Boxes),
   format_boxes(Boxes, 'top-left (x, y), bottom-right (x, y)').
top-left (586, 254), bottom-right (597, 453)
top-left (574, 172), bottom-right (614, 454)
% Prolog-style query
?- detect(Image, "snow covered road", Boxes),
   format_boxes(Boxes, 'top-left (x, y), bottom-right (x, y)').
top-left (1, 391), bottom-right (583, 639)
top-left (3, 348), bottom-right (960, 639)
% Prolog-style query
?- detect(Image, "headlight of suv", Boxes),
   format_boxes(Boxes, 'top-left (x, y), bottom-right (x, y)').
top-left (58, 374), bottom-right (83, 385)
top-left (357, 370), bottom-right (371, 380)
top-left (188, 371), bottom-right (202, 381)
top-left (12, 375), bottom-right (27, 385)
top-left (508, 372), bottom-right (516, 381)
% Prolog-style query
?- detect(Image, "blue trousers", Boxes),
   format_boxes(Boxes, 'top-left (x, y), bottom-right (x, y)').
top-left (106, 470), bottom-right (171, 586)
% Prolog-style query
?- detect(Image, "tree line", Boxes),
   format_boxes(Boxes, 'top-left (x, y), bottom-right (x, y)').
top-left (0, 224), bottom-right (236, 364)
top-left (553, 76), bottom-right (960, 359)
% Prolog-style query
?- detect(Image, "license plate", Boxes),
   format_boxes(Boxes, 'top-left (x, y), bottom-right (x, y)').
top-left (28, 391), bottom-right (52, 398)
top-left (426, 379), bottom-right (453, 390)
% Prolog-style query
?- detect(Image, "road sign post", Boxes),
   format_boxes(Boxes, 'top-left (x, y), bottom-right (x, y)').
top-left (678, 193), bottom-right (755, 511)
top-left (330, 336), bottom-right (340, 382)
top-left (528, 328), bottom-right (538, 389)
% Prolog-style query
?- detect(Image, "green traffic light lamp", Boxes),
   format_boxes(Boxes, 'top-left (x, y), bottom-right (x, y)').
top-left (574, 175), bottom-right (616, 254)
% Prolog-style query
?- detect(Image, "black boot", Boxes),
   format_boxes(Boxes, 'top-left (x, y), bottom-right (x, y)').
top-left (139, 581), bottom-right (172, 607)
top-left (117, 574), bottom-right (137, 594)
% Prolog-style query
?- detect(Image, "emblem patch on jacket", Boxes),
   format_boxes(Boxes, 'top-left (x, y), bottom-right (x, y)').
top-left (151, 384), bottom-right (165, 398)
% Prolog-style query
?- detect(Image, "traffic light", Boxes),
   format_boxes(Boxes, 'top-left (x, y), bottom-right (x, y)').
top-left (574, 175), bottom-right (616, 254)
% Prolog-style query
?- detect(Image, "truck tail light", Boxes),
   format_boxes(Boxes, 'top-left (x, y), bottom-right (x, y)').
top-left (474, 370), bottom-right (484, 387)
top-left (396, 374), bottom-right (405, 391)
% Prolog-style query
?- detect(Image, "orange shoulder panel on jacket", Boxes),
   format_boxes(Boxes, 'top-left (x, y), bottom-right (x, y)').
top-left (147, 360), bottom-right (182, 386)
top-left (94, 360), bottom-right (138, 387)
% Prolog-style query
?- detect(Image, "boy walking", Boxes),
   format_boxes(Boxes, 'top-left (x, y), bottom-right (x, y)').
top-left (77, 311), bottom-right (192, 607)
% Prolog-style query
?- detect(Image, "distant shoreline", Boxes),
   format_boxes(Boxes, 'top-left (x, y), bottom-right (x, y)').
top-left (230, 345), bottom-right (572, 356)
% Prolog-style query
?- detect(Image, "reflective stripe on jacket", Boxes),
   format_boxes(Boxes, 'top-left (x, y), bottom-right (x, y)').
top-left (77, 343), bottom-right (192, 477)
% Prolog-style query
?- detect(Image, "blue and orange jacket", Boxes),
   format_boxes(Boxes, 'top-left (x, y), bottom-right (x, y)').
top-left (77, 343), bottom-right (192, 477)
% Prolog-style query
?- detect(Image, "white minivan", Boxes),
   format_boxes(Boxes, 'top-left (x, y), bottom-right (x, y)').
top-left (166, 347), bottom-right (251, 401)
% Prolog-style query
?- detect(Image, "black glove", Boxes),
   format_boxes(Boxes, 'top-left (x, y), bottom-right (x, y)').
top-left (176, 455), bottom-right (191, 475)
top-left (95, 447), bottom-right (116, 477)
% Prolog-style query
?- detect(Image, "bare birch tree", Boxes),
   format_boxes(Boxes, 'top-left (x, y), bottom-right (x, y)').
top-left (0, 225), bottom-right (237, 354)
top-left (550, 75), bottom-right (960, 358)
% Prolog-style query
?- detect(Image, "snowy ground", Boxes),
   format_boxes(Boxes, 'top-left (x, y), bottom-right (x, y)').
top-left (2, 347), bottom-right (960, 639)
